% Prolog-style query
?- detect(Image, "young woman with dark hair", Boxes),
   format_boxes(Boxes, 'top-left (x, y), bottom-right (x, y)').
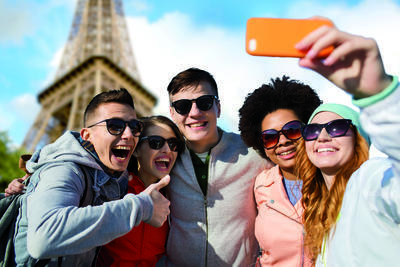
top-left (96, 115), bottom-right (184, 267)
top-left (239, 76), bottom-right (321, 266)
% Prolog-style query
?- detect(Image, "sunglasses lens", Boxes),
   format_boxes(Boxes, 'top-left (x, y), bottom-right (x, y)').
top-left (326, 120), bottom-right (350, 137)
top-left (172, 95), bottom-right (216, 115)
top-left (282, 121), bottom-right (303, 140)
top-left (147, 136), bottom-right (165, 150)
top-left (302, 119), bottom-right (351, 141)
top-left (173, 100), bottom-right (192, 115)
top-left (261, 130), bottom-right (279, 149)
top-left (302, 124), bottom-right (321, 141)
top-left (128, 120), bottom-right (144, 137)
top-left (167, 139), bottom-right (181, 152)
top-left (106, 119), bottom-right (126, 135)
top-left (196, 96), bottom-right (214, 111)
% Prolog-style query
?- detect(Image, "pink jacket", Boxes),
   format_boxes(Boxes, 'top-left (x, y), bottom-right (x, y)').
top-left (254, 165), bottom-right (312, 267)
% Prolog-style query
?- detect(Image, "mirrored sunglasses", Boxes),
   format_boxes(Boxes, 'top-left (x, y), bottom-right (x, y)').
top-left (302, 119), bottom-right (352, 141)
top-left (88, 118), bottom-right (144, 137)
top-left (171, 95), bottom-right (218, 115)
top-left (261, 120), bottom-right (303, 149)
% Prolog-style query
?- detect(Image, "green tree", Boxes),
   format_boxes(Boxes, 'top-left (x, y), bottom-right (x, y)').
top-left (0, 131), bottom-right (26, 192)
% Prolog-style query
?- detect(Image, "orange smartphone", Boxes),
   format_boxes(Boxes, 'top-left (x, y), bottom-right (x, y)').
top-left (246, 17), bottom-right (334, 58)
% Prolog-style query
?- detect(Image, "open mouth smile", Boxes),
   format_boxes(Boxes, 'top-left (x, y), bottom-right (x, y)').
top-left (154, 157), bottom-right (171, 170)
top-left (111, 145), bottom-right (132, 160)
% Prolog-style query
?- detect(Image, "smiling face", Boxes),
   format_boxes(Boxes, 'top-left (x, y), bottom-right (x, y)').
top-left (261, 109), bottom-right (301, 179)
top-left (81, 102), bottom-right (138, 172)
top-left (134, 123), bottom-right (179, 184)
top-left (305, 111), bottom-right (356, 177)
top-left (169, 81), bottom-right (220, 153)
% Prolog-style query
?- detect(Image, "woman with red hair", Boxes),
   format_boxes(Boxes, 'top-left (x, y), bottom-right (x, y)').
top-left (295, 25), bottom-right (399, 266)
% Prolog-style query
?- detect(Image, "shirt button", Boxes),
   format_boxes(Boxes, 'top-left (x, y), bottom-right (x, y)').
top-left (202, 175), bottom-right (206, 179)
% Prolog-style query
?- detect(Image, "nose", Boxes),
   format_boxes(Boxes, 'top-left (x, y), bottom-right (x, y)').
top-left (188, 101), bottom-right (202, 116)
top-left (276, 132), bottom-right (291, 147)
top-left (120, 124), bottom-right (134, 140)
top-left (160, 141), bottom-right (172, 153)
top-left (316, 128), bottom-right (331, 141)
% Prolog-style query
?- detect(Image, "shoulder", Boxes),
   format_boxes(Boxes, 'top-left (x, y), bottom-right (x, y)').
top-left (33, 162), bottom-right (87, 192)
top-left (215, 130), bottom-right (271, 169)
top-left (220, 130), bottom-right (245, 146)
top-left (255, 166), bottom-right (281, 189)
top-left (347, 157), bottom-right (392, 196)
top-left (217, 130), bottom-right (255, 155)
top-left (352, 157), bottom-right (391, 183)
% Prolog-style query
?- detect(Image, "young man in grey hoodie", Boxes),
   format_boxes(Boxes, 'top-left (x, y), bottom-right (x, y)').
top-left (166, 68), bottom-right (272, 266)
top-left (13, 89), bottom-right (170, 266)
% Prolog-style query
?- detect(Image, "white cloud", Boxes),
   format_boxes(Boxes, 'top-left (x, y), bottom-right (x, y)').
top-left (0, 0), bottom-right (35, 44)
top-left (286, 0), bottom-right (400, 75)
top-left (0, 93), bottom-right (40, 145)
top-left (10, 93), bottom-right (40, 123)
top-left (126, 0), bottom-right (400, 158)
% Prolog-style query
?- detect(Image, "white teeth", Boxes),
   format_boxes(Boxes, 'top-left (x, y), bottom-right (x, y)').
top-left (157, 158), bottom-right (170, 163)
top-left (114, 145), bottom-right (130, 150)
top-left (317, 148), bottom-right (336, 153)
top-left (190, 123), bottom-right (204, 127)
top-left (280, 149), bottom-right (295, 156)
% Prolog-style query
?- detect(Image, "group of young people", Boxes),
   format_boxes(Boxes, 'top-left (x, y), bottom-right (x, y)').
top-left (3, 23), bottom-right (399, 267)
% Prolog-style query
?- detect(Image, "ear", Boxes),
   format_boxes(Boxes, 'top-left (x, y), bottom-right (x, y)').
top-left (169, 106), bottom-right (176, 121)
top-left (216, 100), bottom-right (221, 118)
top-left (80, 128), bottom-right (91, 141)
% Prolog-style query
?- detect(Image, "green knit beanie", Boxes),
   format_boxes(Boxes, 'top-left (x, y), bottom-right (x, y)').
top-left (308, 103), bottom-right (370, 145)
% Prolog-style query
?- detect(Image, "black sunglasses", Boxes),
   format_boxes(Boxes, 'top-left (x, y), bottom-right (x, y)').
top-left (171, 95), bottom-right (218, 115)
top-left (88, 118), bottom-right (144, 137)
top-left (140, 135), bottom-right (183, 152)
top-left (261, 120), bottom-right (303, 149)
top-left (302, 119), bottom-right (352, 141)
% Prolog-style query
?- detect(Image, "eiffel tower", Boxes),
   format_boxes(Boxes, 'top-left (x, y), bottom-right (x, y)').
top-left (23, 0), bottom-right (157, 152)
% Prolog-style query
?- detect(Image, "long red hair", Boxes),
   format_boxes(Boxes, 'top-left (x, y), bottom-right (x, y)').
top-left (295, 130), bottom-right (369, 262)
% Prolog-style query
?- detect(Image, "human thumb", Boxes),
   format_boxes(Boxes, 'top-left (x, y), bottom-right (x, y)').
top-left (153, 175), bottom-right (170, 191)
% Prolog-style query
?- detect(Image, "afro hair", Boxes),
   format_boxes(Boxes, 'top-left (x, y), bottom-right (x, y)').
top-left (239, 76), bottom-right (322, 160)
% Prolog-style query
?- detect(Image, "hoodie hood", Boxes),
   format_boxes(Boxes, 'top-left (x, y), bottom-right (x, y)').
top-left (26, 131), bottom-right (102, 173)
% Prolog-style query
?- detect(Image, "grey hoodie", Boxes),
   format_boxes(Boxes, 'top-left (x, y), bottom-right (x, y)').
top-left (14, 131), bottom-right (153, 266)
top-left (166, 129), bottom-right (271, 266)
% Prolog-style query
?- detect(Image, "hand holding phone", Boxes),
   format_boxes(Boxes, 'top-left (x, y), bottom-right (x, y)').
top-left (246, 17), bottom-right (334, 58)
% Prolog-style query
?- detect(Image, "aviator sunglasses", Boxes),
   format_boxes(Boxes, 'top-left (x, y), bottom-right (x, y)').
top-left (88, 118), bottom-right (144, 137)
top-left (261, 120), bottom-right (303, 149)
top-left (140, 135), bottom-right (183, 152)
top-left (171, 95), bottom-right (219, 115)
top-left (302, 119), bottom-right (352, 141)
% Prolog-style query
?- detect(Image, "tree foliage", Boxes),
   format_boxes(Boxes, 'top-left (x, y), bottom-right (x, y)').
top-left (0, 131), bottom-right (26, 192)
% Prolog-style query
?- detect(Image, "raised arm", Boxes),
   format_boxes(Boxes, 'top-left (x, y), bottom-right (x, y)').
top-left (295, 25), bottom-right (392, 98)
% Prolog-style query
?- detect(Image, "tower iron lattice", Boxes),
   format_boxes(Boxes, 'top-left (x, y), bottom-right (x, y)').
top-left (23, 0), bottom-right (157, 152)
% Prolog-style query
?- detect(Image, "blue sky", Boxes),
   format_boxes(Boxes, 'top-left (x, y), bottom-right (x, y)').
top-left (1, 0), bottom-right (400, 153)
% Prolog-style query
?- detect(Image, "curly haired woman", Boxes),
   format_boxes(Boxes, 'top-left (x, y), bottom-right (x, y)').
top-left (239, 76), bottom-right (321, 266)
